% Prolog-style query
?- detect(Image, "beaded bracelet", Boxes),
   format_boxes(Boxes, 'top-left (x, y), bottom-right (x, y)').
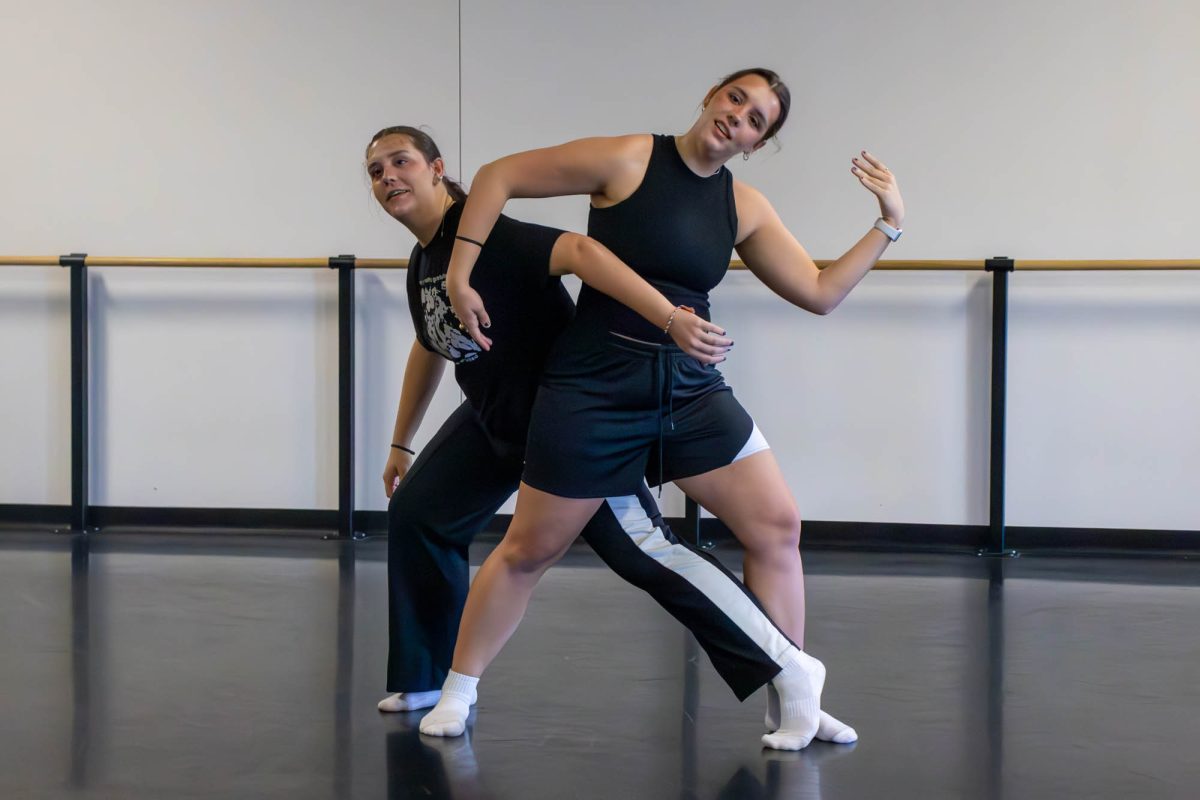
top-left (663, 305), bottom-right (695, 335)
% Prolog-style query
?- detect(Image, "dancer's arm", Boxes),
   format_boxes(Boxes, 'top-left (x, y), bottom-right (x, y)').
top-left (735, 151), bottom-right (905, 315)
top-left (549, 233), bottom-right (731, 364)
top-left (446, 135), bottom-right (648, 340)
top-left (382, 342), bottom-right (446, 498)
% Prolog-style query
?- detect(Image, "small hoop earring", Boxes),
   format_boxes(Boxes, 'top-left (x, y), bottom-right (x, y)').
top-left (742, 151), bottom-right (751, 161)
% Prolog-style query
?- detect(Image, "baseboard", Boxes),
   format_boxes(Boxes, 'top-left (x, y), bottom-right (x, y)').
top-left (4, 504), bottom-right (1197, 555)
top-left (0, 504), bottom-right (71, 525)
top-left (351, 513), bottom-right (1200, 555)
top-left (1006, 525), bottom-right (1200, 554)
top-left (0, 504), bottom-right (334, 532)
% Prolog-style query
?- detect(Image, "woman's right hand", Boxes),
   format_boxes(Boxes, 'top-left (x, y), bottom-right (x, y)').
top-left (382, 448), bottom-right (413, 499)
top-left (447, 277), bottom-right (493, 350)
top-left (851, 150), bottom-right (904, 228)
top-left (668, 308), bottom-right (733, 365)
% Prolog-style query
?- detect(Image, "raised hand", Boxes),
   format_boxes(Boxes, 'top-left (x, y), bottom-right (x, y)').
top-left (667, 307), bottom-right (733, 365)
top-left (851, 150), bottom-right (904, 228)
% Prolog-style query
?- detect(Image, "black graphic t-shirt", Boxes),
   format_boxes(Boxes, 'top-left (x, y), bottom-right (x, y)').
top-left (406, 201), bottom-right (572, 455)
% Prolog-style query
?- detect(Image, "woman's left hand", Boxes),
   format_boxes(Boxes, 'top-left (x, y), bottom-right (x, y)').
top-left (447, 277), bottom-right (493, 350)
top-left (851, 150), bottom-right (904, 228)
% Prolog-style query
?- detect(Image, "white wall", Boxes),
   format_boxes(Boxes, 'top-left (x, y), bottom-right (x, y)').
top-left (1, 0), bottom-right (460, 508)
top-left (2, 0), bottom-right (1198, 529)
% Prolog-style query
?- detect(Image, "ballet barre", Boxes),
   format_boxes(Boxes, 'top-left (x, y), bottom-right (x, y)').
top-left (2, 254), bottom-right (1198, 553)
top-left (5, 256), bottom-right (1199, 270)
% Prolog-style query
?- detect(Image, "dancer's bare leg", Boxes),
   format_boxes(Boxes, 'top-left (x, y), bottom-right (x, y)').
top-left (676, 450), bottom-right (854, 749)
top-left (674, 451), bottom-right (806, 644)
top-left (420, 484), bottom-right (601, 736)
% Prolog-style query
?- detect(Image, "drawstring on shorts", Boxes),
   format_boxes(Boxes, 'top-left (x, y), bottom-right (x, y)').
top-left (653, 348), bottom-right (679, 496)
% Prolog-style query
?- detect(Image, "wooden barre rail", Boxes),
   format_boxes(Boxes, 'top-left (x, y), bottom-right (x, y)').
top-left (2, 256), bottom-right (1198, 271)
top-left (0, 256), bottom-right (408, 269)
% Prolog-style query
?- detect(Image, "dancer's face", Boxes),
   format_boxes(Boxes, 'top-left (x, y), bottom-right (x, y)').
top-left (700, 74), bottom-right (782, 157)
top-left (366, 134), bottom-right (444, 221)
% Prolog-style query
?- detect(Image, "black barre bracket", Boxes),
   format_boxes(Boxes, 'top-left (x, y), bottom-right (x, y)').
top-left (331, 254), bottom-right (359, 540)
top-left (62, 253), bottom-right (91, 532)
top-left (980, 255), bottom-right (1018, 558)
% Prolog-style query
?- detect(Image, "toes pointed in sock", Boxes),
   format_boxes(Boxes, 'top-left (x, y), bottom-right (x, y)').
top-left (378, 690), bottom-right (443, 713)
top-left (419, 670), bottom-right (479, 738)
top-left (816, 710), bottom-right (858, 744)
top-left (762, 729), bottom-right (814, 751)
top-left (419, 696), bottom-right (470, 737)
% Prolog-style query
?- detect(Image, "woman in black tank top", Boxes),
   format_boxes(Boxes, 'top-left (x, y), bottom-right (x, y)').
top-left (366, 126), bottom-right (862, 749)
top-left (422, 68), bottom-right (905, 749)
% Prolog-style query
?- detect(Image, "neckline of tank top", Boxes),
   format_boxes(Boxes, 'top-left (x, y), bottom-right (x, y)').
top-left (665, 134), bottom-right (727, 180)
top-left (588, 133), bottom-right (724, 212)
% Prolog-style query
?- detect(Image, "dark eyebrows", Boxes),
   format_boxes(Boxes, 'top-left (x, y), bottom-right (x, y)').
top-left (366, 148), bottom-right (413, 171)
top-left (728, 83), bottom-right (770, 128)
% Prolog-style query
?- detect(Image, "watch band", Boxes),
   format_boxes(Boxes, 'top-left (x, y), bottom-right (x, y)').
top-left (873, 217), bottom-right (903, 242)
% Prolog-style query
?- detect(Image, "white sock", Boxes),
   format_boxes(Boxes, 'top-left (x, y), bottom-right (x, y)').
top-left (377, 690), bottom-right (443, 712)
top-left (419, 670), bottom-right (478, 738)
top-left (761, 651), bottom-right (825, 751)
top-left (766, 684), bottom-right (858, 744)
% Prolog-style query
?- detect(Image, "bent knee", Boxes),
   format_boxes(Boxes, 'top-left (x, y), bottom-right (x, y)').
top-left (496, 528), bottom-right (574, 573)
top-left (740, 504), bottom-right (803, 555)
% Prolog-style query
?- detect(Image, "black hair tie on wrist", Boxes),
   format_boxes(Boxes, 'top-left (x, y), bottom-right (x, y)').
top-left (455, 235), bottom-right (485, 248)
top-left (391, 444), bottom-right (416, 455)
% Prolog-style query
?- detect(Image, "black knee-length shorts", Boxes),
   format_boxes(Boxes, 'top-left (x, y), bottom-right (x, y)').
top-left (523, 332), bottom-right (768, 498)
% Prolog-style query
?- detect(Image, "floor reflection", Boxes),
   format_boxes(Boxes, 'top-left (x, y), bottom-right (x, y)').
top-left (718, 743), bottom-right (858, 800)
top-left (69, 532), bottom-right (91, 789)
top-left (386, 725), bottom-right (492, 800)
top-left (0, 533), bottom-right (1191, 798)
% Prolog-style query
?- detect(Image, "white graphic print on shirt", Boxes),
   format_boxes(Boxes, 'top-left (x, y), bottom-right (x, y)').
top-left (419, 273), bottom-right (481, 363)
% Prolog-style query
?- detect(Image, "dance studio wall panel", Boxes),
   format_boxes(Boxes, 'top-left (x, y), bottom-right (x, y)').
top-left (459, 0), bottom-right (1200, 529)
top-left (0, 268), bottom-right (71, 504)
top-left (3, 0), bottom-right (1198, 531)
top-left (1, 0), bottom-right (459, 509)
top-left (1007, 272), bottom-right (1200, 530)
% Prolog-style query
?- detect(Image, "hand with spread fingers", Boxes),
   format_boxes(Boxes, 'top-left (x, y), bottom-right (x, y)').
top-left (850, 150), bottom-right (904, 229)
top-left (447, 277), bottom-right (493, 350)
top-left (667, 308), bottom-right (733, 365)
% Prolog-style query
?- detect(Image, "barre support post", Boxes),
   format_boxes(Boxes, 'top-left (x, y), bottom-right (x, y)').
top-left (982, 257), bottom-right (1017, 557)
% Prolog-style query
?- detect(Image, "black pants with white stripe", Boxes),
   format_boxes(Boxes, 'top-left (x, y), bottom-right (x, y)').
top-left (387, 400), bottom-right (796, 700)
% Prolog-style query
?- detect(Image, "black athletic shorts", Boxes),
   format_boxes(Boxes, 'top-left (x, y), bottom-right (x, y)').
top-left (523, 332), bottom-right (768, 498)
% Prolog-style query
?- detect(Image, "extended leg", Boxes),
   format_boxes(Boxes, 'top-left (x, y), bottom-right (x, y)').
top-left (578, 485), bottom-right (855, 745)
top-left (419, 483), bottom-right (602, 737)
top-left (676, 451), bottom-right (828, 750)
top-left (381, 402), bottom-right (519, 711)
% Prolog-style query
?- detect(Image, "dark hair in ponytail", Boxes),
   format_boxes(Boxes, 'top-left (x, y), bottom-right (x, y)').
top-left (365, 126), bottom-right (467, 202)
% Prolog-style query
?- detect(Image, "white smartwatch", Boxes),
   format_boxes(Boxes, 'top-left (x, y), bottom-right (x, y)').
top-left (873, 217), bottom-right (903, 242)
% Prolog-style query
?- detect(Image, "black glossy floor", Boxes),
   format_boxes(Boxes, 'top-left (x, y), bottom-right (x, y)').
top-left (3, 530), bottom-right (1199, 799)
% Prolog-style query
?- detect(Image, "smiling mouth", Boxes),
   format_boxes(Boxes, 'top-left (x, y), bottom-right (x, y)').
top-left (714, 120), bottom-right (730, 140)
top-left (386, 189), bottom-right (410, 199)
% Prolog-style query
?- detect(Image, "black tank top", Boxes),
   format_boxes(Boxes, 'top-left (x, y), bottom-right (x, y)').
top-left (576, 134), bottom-right (737, 342)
